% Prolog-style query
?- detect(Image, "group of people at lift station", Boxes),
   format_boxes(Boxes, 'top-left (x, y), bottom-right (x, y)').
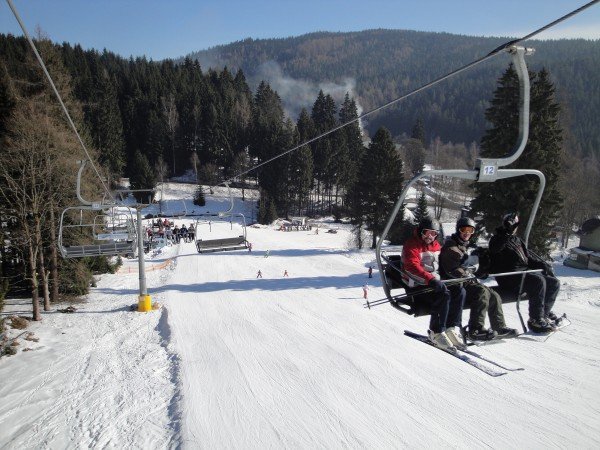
top-left (401, 213), bottom-right (562, 351)
top-left (145, 218), bottom-right (196, 244)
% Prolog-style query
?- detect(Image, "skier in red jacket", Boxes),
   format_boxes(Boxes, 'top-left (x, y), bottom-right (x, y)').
top-left (401, 218), bottom-right (465, 350)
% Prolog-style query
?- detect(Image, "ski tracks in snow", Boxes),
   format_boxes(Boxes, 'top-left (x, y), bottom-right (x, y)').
top-left (0, 264), bottom-right (181, 449)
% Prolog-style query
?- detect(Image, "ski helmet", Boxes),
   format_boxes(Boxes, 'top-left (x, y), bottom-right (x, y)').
top-left (418, 217), bottom-right (440, 235)
top-left (502, 212), bottom-right (520, 231)
top-left (456, 217), bottom-right (476, 233)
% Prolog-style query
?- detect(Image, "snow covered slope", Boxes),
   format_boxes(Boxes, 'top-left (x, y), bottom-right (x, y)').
top-left (1, 185), bottom-right (599, 449)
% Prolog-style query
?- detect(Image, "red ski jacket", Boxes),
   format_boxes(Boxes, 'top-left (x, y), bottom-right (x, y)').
top-left (401, 234), bottom-right (440, 287)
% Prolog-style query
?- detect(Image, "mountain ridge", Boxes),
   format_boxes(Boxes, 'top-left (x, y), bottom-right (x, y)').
top-left (187, 29), bottom-right (600, 155)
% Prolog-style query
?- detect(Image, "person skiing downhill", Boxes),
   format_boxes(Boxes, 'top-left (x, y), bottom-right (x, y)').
top-left (256, 270), bottom-right (262, 278)
top-left (368, 266), bottom-right (373, 278)
top-left (283, 270), bottom-right (289, 277)
top-left (401, 218), bottom-right (466, 350)
top-left (362, 283), bottom-right (369, 299)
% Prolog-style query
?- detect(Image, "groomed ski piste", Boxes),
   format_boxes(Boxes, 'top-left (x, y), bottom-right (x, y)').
top-left (1, 183), bottom-right (599, 449)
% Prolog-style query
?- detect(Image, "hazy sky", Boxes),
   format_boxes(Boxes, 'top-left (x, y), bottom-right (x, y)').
top-left (1, 0), bottom-right (599, 60)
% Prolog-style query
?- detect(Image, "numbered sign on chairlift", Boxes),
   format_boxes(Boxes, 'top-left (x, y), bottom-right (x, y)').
top-left (477, 160), bottom-right (499, 182)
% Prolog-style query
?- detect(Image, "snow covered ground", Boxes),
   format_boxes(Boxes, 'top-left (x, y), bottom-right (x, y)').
top-left (1, 184), bottom-right (600, 449)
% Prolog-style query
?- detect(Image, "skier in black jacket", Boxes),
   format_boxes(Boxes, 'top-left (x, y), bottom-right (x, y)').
top-left (439, 217), bottom-right (518, 340)
top-left (489, 213), bottom-right (561, 333)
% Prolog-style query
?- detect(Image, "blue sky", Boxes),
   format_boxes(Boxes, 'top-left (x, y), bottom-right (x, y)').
top-left (1, 0), bottom-right (599, 60)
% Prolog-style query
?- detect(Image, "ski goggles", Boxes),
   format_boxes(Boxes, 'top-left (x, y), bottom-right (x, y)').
top-left (421, 229), bottom-right (438, 238)
top-left (459, 226), bottom-right (475, 234)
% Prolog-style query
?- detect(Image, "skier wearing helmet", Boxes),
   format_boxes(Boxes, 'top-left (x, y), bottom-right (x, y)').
top-left (440, 217), bottom-right (518, 341)
top-left (489, 212), bottom-right (561, 333)
top-left (401, 217), bottom-right (466, 350)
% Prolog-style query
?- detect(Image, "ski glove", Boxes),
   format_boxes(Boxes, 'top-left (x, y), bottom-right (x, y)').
top-left (429, 278), bottom-right (447, 293)
top-left (544, 263), bottom-right (556, 278)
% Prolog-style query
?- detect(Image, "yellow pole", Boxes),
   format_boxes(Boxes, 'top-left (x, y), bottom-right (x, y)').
top-left (138, 294), bottom-right (152, 312)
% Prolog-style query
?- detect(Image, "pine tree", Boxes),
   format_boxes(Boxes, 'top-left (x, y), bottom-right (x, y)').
top-left (311, 90), bottom-right (338, 214)
top-left (0, 61), bottom-right (16, 139)
top-left (129, 149), bottom-right (156, 196)
top-left (471, 65), bottom-right (563, 257)
top-left (411, 118), bottom-right (426, 147)
top-left (250, 81), bottom-right (291, 215)
top-left (350, 127), bottom-right (404, 248)
top-left (413, 191), bottom-right (431, 223)
top-left (403, 138), bottom-right (426, 175)
top-left (257, 192), bottom-right (278, 224)
top-left (92, 67), bottom-right (126, 177)
top-left (193, 185), bottom-right (206, 206)
top-left (338, 93), bottom-right (365, 193)
top-left (290, 109), bottom-right (314, 215)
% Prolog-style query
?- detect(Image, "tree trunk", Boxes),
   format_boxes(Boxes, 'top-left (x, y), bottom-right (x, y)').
top-left (28, 242), bottom-right (41, 321)
top-left (355, 224), bottom-right (363, 249)
top-left (49, 205), bottom-right (60, 302)
top-left (38, 245), bottom-right (51, 311)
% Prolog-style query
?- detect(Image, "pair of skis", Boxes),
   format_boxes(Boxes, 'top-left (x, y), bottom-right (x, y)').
top-left (405, 314), bottom-right (571, 376)
top-left (404, 330), bottom-right (524, 377)
top-left (514, 314), bottom-right (571, 342)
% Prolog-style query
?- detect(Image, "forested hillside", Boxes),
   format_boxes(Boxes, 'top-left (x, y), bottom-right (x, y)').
top-left (1, 30), bottom-right (598, 307)
top-left (189, 30), bottom-right (600, 157)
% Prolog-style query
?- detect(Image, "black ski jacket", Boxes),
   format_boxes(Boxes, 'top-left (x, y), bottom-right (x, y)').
top-left (489, 227), bottom-right (530, 274)
top-left (439, 233), bottom-right (470, 280)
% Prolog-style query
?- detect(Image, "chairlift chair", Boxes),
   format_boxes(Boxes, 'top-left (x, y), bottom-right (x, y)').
top-left (375, 46), bottom-right (544, 317)
top-left (58, 205), bottom-right (137, 258)
top-left (58, 160), bottom-right (156, 259)
top-left (186, 182), bottom-right (250, 253)
top-left (194, 212), bottom-right (249, 253)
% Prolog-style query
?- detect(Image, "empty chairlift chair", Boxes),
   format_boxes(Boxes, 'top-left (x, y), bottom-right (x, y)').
top-left (58, 205), bottom-right (138, 258)
top-left (194, 213), bottom-right (249, 253)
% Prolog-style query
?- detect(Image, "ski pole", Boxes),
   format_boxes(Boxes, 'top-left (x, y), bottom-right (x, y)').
top-left (487, 269), bottom-right (543, 278)
top-left (363, 276), bottom-right (474, 309)
top-left (516, 272), bottom-right (528, 333)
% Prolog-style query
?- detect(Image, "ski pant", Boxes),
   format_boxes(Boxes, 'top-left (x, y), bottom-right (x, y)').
top-left (466, 283), bottom-right (505, 331)
top-left (498, 273), bottom-right (560, 321)
top-left (408, 283), bottom-right (465, 333)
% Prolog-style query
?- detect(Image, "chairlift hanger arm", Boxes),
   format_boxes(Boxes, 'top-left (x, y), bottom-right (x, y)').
top-left (475, 46), bottom-right (533, 181)
top-left (495, 169), bottom-right (546, 246)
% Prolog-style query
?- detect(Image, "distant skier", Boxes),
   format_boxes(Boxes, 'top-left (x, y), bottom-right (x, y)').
top-left (257, 270), bottom-right (262, 278)
top-left (362, 283), bottom-right (369, 299)
top-left (264, 250), bottom-right (270, 258)
top-left (368, 266), bottom-right (373, 278)
top-left (248, 242), bottom-right (252, 252)
top-left (283, 270), bottom-right (289, 277)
